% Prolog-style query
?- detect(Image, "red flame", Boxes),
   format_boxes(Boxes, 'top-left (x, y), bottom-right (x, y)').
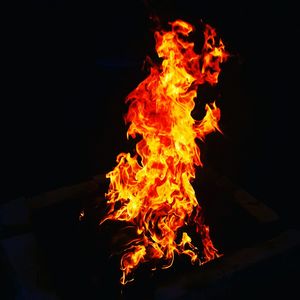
top-left (101, 19), bottom-right (228, 284)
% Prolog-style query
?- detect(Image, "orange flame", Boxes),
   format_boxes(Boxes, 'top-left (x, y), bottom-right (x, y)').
top-left (101, 20), bottom-right (228, 284)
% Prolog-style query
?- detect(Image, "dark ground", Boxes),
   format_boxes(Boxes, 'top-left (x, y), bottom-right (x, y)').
top-left (1, 1), bottom-right (299, 299)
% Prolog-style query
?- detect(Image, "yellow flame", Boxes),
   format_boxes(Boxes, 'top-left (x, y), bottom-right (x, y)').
top-left (101, 19), bottom-right (228, 284)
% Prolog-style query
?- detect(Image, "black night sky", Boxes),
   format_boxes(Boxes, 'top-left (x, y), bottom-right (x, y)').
top-left (3, 0), bottom-right (298, 222)
top-left (1, 1), bottom-right (299, 299)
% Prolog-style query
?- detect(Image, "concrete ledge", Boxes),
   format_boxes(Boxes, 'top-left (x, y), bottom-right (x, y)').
top-left (234, 189), bottom-right (279, 223)
top-left (210, 169), bottom-right (279, 223)
top-left (156, 229), bottom-right (300, 299)
top-left (28, 174), bottom-right (107, 210)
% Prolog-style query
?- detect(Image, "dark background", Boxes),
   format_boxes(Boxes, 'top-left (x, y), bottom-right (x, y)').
top-left (2, 0), bottom-right (298, 224)
top-left (1, 1), bottom-right (299, 299)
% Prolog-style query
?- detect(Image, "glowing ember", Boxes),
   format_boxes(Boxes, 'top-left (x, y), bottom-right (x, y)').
top-left (101, 19), bottom-right (228, 284)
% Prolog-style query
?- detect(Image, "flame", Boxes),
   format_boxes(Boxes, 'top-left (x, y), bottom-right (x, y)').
top-left (101, 20), bottom-right (228, 284)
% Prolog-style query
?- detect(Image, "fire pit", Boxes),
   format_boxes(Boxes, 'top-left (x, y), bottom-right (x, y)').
top-left (1, 4), bottom-right (298, 300)
top-left (24, 168), bottom-right (300, 300)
